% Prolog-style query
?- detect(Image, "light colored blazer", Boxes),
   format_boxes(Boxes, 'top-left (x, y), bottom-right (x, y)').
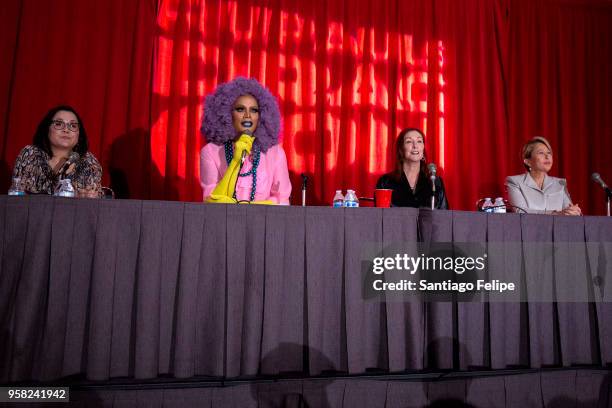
top-left (505, 173), bottom-right (572, 214)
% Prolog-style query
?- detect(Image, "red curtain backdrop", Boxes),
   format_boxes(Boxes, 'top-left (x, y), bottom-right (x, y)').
top-left (0, 0), bottom-right (156, 199)
top-left (152, 0), bottom-right (460, 203)
top-left (507, 0), bottom-right (612, 216)
top-left (0, 0), bottom-right (610, 213)
top-left (152, 0), bottom-right (612, 211)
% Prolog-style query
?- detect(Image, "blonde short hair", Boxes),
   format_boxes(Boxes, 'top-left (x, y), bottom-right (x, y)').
top-left (522, 136), bottom-right (552, 170)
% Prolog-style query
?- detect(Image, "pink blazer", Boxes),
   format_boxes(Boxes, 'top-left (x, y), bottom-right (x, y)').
top-left (200, 143), bottom-right (292, 204)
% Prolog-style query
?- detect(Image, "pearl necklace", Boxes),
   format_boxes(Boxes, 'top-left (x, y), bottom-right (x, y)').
top-left (224, 141), bottom-right (261, 202)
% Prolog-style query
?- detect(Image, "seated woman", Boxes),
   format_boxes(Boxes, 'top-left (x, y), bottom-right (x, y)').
top-left (200, 77), bottom-right (291, 204)
top-left (506, 136), bottom-right (581, 215)
top-left (376, 128), bottom-right (448, 209)
top-left (11, 105), bottom-right (102, 197)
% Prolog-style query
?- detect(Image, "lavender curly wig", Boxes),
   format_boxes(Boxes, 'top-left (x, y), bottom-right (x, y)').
top-left (201, 77), bottom-right (281, 152)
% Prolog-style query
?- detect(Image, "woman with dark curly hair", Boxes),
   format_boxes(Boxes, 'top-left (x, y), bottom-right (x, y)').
top-left (11, 105), bottom-right (102, 197)
top-left (200, 77), bottom-right (291, 204)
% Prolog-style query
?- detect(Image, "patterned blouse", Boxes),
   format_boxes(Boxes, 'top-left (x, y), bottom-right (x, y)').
top-left (11, 145), bottom-right (102, 195)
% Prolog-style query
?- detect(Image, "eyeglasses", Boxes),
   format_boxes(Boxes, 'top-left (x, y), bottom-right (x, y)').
top-left (51, 120), bottom-right (79, 132)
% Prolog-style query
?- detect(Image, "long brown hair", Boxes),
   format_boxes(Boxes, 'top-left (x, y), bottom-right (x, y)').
top-left (392, 127), bottom-right (427, 181)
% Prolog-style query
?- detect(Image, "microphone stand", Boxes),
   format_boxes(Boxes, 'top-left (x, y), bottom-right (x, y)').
top-left (430, 176), bottom-right (436, 210)
top-left (301, 174), bottom-right (308, 207)
top-left (427, 163), bottom-right (437, 210)
top-left (595, 187), bottom-right (611, 216)
top-left (604, 187), bottom-right (612, 216)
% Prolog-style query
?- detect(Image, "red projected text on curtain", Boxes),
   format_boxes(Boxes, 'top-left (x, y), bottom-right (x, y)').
top-left (153, 0), bottom-right (446, 203)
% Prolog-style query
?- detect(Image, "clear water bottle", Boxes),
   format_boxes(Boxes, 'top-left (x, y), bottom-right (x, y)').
top-left (482, 197), bottom-right (494, 213)
top-left (332, 190), bottom-right (344, 207)
top-left (8, 177), bottom-right (26, 196)
top-left (343, 189), bottom-right (359, 207)
top-left (54, 179), bottom-right (76, 197)
top-left (493, 197), bottom-right (506, 213)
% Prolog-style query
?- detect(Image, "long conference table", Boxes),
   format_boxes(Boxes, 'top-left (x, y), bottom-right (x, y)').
top-left (0, 196), bottom-right (611, 404)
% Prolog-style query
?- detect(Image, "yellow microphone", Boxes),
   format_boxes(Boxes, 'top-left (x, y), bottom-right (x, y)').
top-left (205, 131), bottom-right (255, 203)
top-left (235, 130), bottom-right (255, 162)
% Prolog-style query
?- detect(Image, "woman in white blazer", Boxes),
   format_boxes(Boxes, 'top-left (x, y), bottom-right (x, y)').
top-left (505, 136), bottom-right (581, 215)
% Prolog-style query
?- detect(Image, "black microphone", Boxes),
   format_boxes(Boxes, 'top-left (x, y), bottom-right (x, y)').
top-left (592, 172), bottom-right (612, 198)
top-left (58, 152), bottom-right (80, 178)
top-left (427, 163), bottom-right (437, 210)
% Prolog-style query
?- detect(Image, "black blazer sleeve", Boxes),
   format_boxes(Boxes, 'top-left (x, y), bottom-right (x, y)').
top-left (436, 177), bottom-right (449, 210)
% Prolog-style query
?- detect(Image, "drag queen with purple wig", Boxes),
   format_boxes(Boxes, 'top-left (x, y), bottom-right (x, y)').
top-left (200, 77), bottom-right (291, 204)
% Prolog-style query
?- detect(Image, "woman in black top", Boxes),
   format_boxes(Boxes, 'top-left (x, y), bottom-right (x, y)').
top-left (376, 128), bottom-right (448, 209)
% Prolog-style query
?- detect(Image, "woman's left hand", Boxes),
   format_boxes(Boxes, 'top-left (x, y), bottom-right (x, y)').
top-left (562, 203), bottom-right (582, 216)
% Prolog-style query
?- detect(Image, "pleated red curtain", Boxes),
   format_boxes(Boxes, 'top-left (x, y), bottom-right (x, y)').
top-left (0, 0), bottom-right (157, 199)
top-left (507, 0), bottom-right (612, 215)
top-left (152, 0), bottom-right (455, 204)
top-left (152, 0), bottom-right (612, 211)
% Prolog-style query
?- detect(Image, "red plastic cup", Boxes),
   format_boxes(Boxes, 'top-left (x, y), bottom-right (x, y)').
top-left (375, 189), bottom-right (393, 208)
